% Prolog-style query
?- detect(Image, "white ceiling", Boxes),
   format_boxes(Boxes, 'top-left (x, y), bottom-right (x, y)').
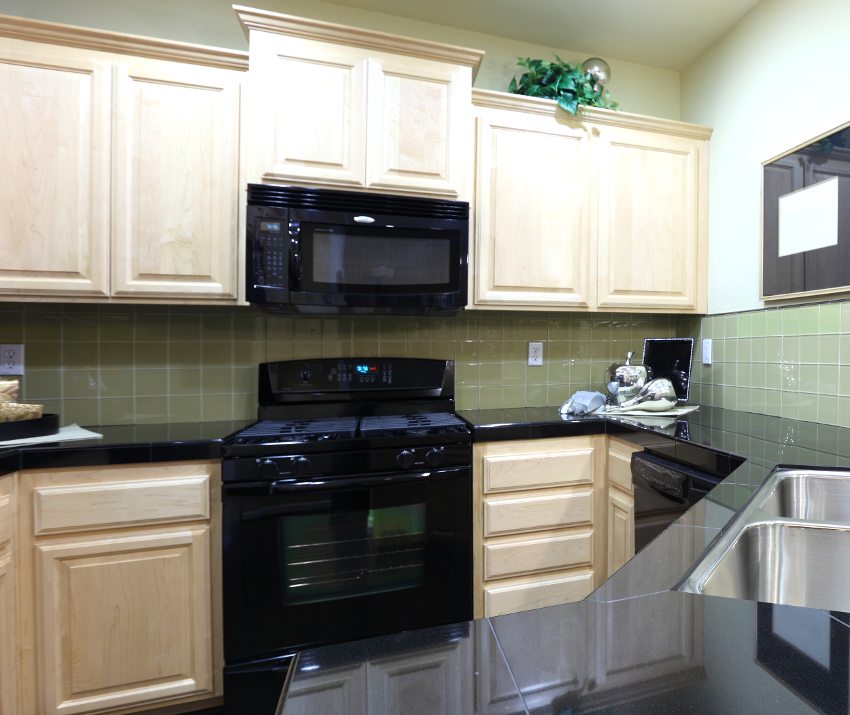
top-left (321, 0), bottom-right (763, 69)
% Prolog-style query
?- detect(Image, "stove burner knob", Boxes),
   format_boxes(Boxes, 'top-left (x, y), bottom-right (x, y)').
top-left (298, 367), bottom-right (313, 382)
top-left (425, 447), bottom-right (445, 467)
top-left (396, 449), bottom-right (416, 469)
top-left (257, 459), bottom-right (280, 480)
top-left (292, 457), bottom-right (313, 476)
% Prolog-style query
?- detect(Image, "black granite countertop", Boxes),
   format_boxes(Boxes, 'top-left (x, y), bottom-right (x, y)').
top-left (0, 419), bottom-right (254, 476)
top-left (282, 590), bottom-right (849, 714)
top-left (281, 406), bottom-right (850, 714)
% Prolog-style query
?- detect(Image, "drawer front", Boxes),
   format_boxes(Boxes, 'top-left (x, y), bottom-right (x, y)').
top-left (483, 446), bottom-right (594, 493)
top-left (0, 488), bottom-right (10, 549)
top-left (484, 490), bottom-right (592, 537)
top-left (608, 438), bottom-right (637, 493)
top-left (33, 473), bottom-right (210, 535)
top-left (484, 530), bottom-right (592, 580)
top-left (484, 570), bottom-right (594, 617)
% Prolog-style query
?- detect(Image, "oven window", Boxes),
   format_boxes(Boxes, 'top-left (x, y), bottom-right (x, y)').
top-left (309, 227), bottom-right (452, 288)
top-left (278, 503), bottom-right (426, 605)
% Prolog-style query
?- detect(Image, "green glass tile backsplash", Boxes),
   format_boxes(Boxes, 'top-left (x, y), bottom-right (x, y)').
top-left (689, 300), bottom-right (850, 428)
top-left (1, 303), bottom-right (678, 426)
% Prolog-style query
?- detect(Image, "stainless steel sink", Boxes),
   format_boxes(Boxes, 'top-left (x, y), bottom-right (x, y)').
top-left (693, 521), bottom-right (850, 612)
top-left (677, 467), bottom-right (850, 612)
top-left (759, 471), bottom-right (850, 522)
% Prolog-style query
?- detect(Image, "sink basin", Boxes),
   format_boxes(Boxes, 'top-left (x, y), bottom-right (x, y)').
top-left (693, 521), bottom-right (850, 612)
top-left (759, 471), bottom-right (850, 522)
top-left (677, 467), bottom-right (850, 612)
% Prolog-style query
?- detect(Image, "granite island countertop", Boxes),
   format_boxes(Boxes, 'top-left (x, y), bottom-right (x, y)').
top-left (280, 406), bottom-right (850, 714)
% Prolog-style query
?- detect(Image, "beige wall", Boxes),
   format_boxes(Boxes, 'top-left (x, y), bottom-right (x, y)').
top-left (2, 0), bottom-right (680, 118)
top-left (681, 0), bottom-right (850, 314)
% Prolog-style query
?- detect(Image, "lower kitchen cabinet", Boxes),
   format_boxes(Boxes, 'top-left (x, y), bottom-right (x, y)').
top-left (14, 461), bottom-right (223, 715)
top-left (606, 437), bottom-right (638, 577)
top-left (473, 436), bottom-right (606, 618)
top-left (589, 591), bottom-right (704, 705)
top-left (284, 636), bottom-right (473, 715)
top-left (0, 475), bottom-right (18, 715)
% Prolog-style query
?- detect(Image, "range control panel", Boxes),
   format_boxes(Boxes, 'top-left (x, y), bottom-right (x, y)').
top-left (261, 357), bottom-right (453, 398)
top-left (298, 360), bottom-right (393, 386)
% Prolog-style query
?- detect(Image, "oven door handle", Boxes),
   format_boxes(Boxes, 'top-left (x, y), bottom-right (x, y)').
top-left (270, 467), bottom-right (468, 493)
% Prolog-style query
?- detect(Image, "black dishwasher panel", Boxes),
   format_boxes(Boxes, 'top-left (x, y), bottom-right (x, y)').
top-left (631, 451), bottom-right (724, 552)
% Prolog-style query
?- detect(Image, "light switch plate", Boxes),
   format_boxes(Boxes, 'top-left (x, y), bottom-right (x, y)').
top-left (702, 338), bottom-right (712, 365)
top-left (528, 341), bottom-right (544, 366)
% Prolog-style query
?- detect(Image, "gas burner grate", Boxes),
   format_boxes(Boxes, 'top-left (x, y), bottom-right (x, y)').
top-left (231, 417), bottom-right (359, 444)
top-left (359, 413), bottom-right (467, 437)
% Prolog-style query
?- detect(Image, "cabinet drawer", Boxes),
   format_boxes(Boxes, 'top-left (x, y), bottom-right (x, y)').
top-left (0, 489), bottom-right (10, 549)
top-left (482, 445), bottom-right (594, 493)
top-left (484, 530), bottom-right (592, 580)
top-left (484, 490), bottom-right (592, 537)
top-left (33, 470), bottom-right (210, 535)
top-left (484, 570), bottom-right (594, 617)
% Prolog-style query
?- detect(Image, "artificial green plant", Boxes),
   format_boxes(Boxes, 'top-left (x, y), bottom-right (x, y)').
top-left (508, 56), bottom-right (618, 116)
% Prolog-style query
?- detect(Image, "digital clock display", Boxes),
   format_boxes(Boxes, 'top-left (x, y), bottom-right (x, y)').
top-left (355, 364), bottom-right (378, 374)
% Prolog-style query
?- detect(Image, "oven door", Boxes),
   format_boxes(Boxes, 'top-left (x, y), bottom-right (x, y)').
top-left (223, 466), bottom-right (472, 661)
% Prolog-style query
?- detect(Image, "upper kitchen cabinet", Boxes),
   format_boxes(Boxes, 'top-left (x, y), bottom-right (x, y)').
top-left (471, 90), bottom-right (710, 314)
top-left (0, 16), bottom-right (245, 303)
top-left (473, 93), bottom-right (595, 309)
top-left (595, 121), bottom-right (708, 312)
top-left (111, 56), bottom-right (240, 299)
top-left (236, 5), bottom-right (483, 199)
top-left (0, 38), bottom-right (111, 297)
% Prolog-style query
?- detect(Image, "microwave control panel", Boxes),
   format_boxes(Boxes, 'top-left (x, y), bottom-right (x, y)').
top-left (255, 220), bottom-right (287, 285)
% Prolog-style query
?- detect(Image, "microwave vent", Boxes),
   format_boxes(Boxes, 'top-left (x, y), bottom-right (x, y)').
top-left (247, 184), bottom-right (468, 220)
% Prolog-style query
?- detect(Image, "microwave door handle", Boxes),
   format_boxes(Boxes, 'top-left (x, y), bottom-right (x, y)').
top-left (289, 236), bottom-right (302, 290)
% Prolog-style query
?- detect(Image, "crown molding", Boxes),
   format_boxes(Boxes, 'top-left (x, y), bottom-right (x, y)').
top-left (0, 13), bottom-right (248, 71)
top-left (472, 88), bottom-right (712, 139)
top-left (233, 4), bottom-right (483, 78)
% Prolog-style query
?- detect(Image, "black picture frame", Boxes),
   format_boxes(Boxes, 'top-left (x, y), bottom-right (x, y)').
top-left (756, 602), bottom-right (849, 714)
top-left (642, 337), bottom-right (694, 402)
top-left (762, 121), bottom-right (850, 300)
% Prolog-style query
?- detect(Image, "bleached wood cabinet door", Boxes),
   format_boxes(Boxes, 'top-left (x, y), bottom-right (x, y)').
top-left (35, 525), bottom-right (214, 715)
top-left (606, 486), bottom-right (634, 578)
top-left (365, 55), bottom-right (469, 197)
top-left (15, 461), bottom-right (222, 715)
top-left (111, 56), bottom-right (240, 299)
top-left (367, 638), bottom-right (474, 715)
top-left (595, 123), bottom-right (708, 312)
top-left (0, 476), bottom-right (18, 715)
top-left (0, 38), bottom-right (110, 297)
top-left (473, 92), bottom-right (595, 309)
top-left (237, 7), bottom-right (481, 198)
top-left (606, 436), bottom-right (637, 578)
top-left (244, 31), bottom-right (368, 189)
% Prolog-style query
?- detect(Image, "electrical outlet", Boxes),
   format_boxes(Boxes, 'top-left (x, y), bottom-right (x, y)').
top-left (0, 344), bottom-right (24, 375)
top-left (528, 341), bottom-right (544, 366)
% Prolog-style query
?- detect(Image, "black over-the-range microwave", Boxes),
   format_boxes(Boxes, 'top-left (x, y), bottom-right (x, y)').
top-left (246, 184), bottom-right (469, 314)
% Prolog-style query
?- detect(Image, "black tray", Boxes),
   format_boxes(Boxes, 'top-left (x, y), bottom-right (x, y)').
top-left (0, 413), bottom-right (60, 442)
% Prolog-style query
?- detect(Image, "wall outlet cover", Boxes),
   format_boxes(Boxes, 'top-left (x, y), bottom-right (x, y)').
top-left (0, 344), bottom-right (24, 375)
top-left (528, 341), bottom-right (544, 366)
